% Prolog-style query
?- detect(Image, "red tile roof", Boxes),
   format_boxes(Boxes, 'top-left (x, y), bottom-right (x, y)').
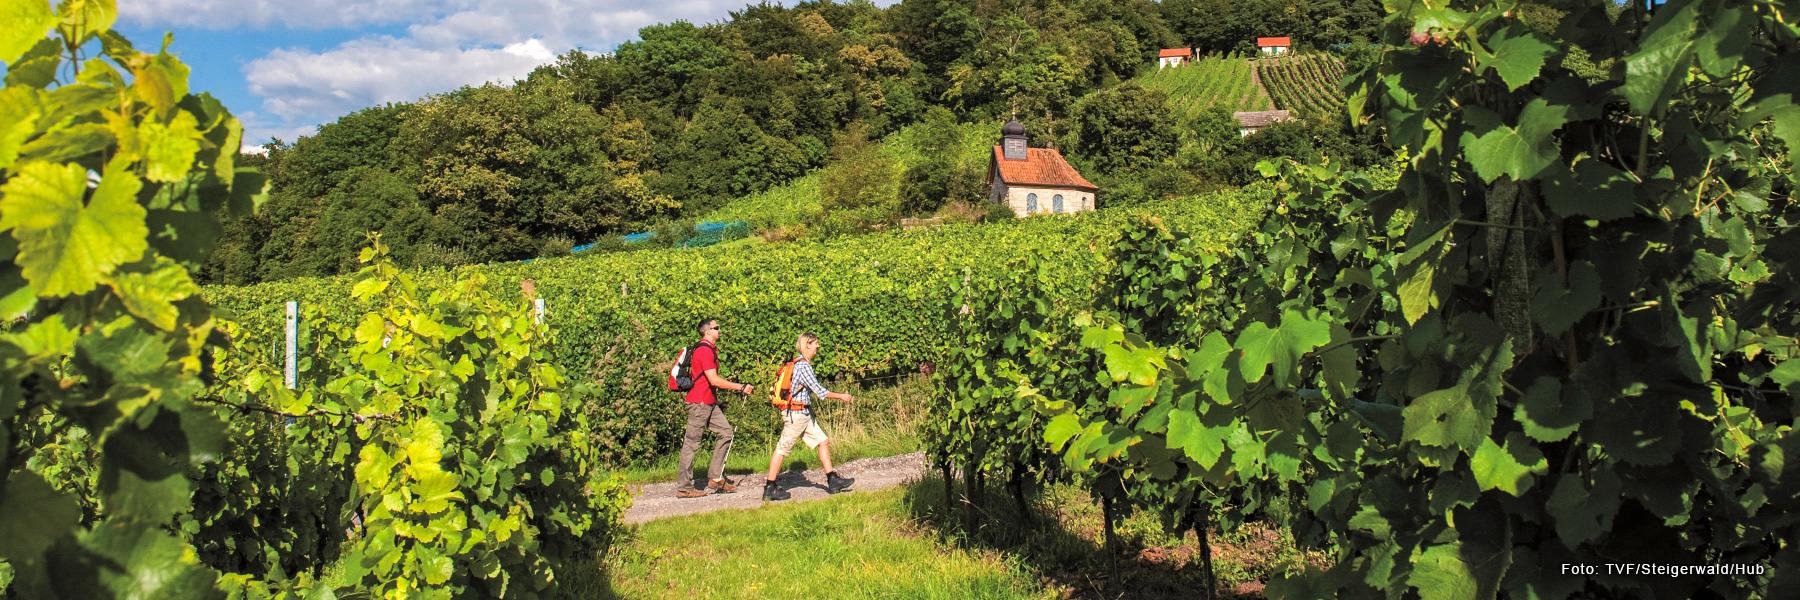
top-left (1234, 110), bottom-right (1294, 128)
top-left (1158, 48), bottom-right (1192, 58)
top-left (989, 147), bottom-right (1098, 191)
top-left (1257, 37), bottom-right (1291, 46)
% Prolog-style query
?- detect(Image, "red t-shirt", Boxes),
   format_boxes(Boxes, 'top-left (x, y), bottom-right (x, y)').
top-left (684, 341), bottom-right (720, 404)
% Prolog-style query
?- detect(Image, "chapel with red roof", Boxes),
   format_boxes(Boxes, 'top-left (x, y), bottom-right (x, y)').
top-left (986, 118), bottom-right (1098, 217)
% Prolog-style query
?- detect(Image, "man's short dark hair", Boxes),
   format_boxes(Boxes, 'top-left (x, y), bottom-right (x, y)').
top-left (696, 317), bottom-right (718, 336)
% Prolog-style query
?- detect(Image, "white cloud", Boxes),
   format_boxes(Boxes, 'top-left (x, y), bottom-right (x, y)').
top-left (184, 0), bottom-right (898, 144)
top-left (245, 37), bottom-right (551, 121)
top-left (121, 0), bottom-right (473, 30)
top-left (504, 38), bottom-right (554, 62)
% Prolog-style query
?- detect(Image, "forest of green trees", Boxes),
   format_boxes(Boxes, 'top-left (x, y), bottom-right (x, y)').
top-left (205, 0), bottom-right (1388, 285)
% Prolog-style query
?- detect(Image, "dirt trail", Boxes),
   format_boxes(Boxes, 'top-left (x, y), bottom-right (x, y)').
top-left (622, 452), bottom-right (928, 524)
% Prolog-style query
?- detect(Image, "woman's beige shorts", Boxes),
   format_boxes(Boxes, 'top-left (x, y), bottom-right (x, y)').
top-left (775, 410), bottom-right (829, 455)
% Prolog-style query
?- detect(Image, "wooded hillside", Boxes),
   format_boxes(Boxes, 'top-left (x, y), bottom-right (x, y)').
top-left (206, 0), bottom-right (1387, 286)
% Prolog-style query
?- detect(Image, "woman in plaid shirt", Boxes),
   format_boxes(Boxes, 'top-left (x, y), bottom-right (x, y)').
top-left (762, 332), bottom-right (856, 501)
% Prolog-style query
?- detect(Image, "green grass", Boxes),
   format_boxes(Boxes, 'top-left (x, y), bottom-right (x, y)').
top-left (1136, 55), bottom-right (1274, 119)
top-left (598, 486), bottom-right (1058, 600)
top-left (618, 374), bottom-right (931, 486)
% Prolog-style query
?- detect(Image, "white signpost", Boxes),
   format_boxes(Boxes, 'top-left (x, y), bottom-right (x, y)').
top-left (285, 301), bottom-right (297, 390)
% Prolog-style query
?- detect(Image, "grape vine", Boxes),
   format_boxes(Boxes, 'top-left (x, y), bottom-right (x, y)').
top-left (937, 0), bottom-right (1800, 598)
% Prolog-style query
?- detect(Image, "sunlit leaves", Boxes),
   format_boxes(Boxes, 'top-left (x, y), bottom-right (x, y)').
top-left (409, 470), bottom-right (463, 514)
top-left (1408, 542), bottom-right (1479, 600)
top-left (1166, 409), bottom-right (1227, 469)
top-left (1482, 24), bottom-right (1558, 91)
top-left (1, 313), bottom-right (76, 359)
top-left (0, 86), bottom-right (42, 170)
top-left (1233, 310), bottom-right (1330, 387)
top-left (137, 110), bottom-right (202, 182)
top-left (1403, 384), bottom-right (1488, 453)
top-left (131, 47), bottom-right (190, 118)
top-left (0, 0), bottom-right (56, 64)
top-left (107, 257), bottom-right (199, 330)
top-left (1622, 0), bottom-right (1699, 116)
top-left (1, 160), bottom-right (148, 296)
top-left (1469, 433), bottom-right (1547, 495)
top-left (56, 0), bottom-right (117, 45)
top-left (1460, 102), bottom-right (1563, 183)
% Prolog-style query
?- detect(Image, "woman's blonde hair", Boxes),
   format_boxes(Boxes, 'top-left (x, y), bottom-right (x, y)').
top-left (795, 332), bottom-right (818, 353)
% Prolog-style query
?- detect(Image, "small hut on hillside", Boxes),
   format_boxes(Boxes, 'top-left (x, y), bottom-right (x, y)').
top-left (986, 119), bottom-right (1098, 216)
top-left (1233, 110), bottom-right (1295, 137)
top-left (1257, 37), bottom-right (1291, 56)
top-left (1158, 48), bottom-right (1193, 68)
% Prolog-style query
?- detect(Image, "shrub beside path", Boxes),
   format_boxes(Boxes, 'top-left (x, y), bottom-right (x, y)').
top-left (622, 452), bottom-right (929, 524)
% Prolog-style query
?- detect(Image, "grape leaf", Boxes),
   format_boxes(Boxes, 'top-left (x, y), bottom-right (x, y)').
top-left (1530, 260), bottom-right (1600, 336)
top-left (1166, 409), bottom-right (1227, 469)
top-left (1045, 413), bottom-right (1083, 451)
top-left (1470, 433), bottom-right (1547, 496)
top-left (1321, 323), bottom-right (1359, 402)
top-left (0, 160), bottom-right (149, 296)
top-left (1543, 156), bottom-right (1638, 220)
top-left (1460, 105), bottom-right (1562, 183)
top-left (0, 86), bottom-right (43, 170)
top-left (1409, 542), bottom-right (1479, 600)
top-left (1547, 470), bottom-right (1621, 548)
top-left (0, 0), bottom-right (56, 64)
top-left (409, 470), bottom-right (463, 514)
top-left (1403, 384), bottom-right (1487, 452)
top-left (138, 110), bottom-right (202, 182)
top-left (406, 417), bottom-right (446, 469)
top-left (1234, 309), bottom-right (1330, 387)
top-left (58, 0), bottom-right (119, 44)
top-left (1486, 25), bottom-right (1559, 91)
top-left (1622, 0), bottom-right (1697, 116)
top-left (1516, 377), bottom-right (1589, 442)
top-left (0, 471), bottom-right (79, 562)
top-left (107, 257), bottom-right (199, 331)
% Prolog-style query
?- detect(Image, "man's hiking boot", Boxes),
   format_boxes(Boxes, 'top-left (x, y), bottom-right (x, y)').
top-left (708, 478), bottom-right (739, 494)
top-left (675, 487), bottom-right (709, 498)
top-left (826, 471), bottom-right (855, 494)
top-left (763, 480), bottom-right (791, 501)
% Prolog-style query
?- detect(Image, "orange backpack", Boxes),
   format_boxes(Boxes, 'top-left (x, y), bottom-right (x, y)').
top-left (768, 357), bottom-right (800, 410)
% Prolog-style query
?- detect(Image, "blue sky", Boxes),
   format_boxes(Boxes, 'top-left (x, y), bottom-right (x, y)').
top-left (113, 0), bottom-right (898, 153)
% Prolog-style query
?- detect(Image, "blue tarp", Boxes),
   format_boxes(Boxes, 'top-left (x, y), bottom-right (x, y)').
top-left (569, 221), bottom-right (748, 252)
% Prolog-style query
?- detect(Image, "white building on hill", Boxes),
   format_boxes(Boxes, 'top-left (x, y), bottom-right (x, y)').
top-left (986, 119), bottom-right (1099, 217)
top-left (1158, 48), bottom-right (1193, 68)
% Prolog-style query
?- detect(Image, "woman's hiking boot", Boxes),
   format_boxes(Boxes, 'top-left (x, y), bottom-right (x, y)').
top-left (826, 471), bottom-right (855, 494)
top-left (707, 478), bottom-right (738, 494)
top-left (763, 480), bottom-right (791, 501)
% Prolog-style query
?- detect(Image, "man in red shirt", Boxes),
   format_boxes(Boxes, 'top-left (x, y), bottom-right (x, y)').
top-left (676, 317), bottom-right (755, 498)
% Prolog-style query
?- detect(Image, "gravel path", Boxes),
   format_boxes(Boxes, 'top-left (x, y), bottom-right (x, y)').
top-left (622, 452), bottom-right (928, 524)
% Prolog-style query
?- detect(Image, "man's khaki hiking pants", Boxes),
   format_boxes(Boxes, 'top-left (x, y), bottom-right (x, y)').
top-left (676, 402), bottom-right (734, 488)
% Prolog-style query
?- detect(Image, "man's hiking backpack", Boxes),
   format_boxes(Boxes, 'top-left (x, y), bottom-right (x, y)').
top-left (668, 343), bottom-right (703, 392)
top-left (768, 357), bottom-right (800, 410)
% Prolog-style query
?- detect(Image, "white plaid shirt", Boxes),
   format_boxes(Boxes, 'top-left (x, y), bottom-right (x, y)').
top-left (790, 359), bottom-right (831, 408)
